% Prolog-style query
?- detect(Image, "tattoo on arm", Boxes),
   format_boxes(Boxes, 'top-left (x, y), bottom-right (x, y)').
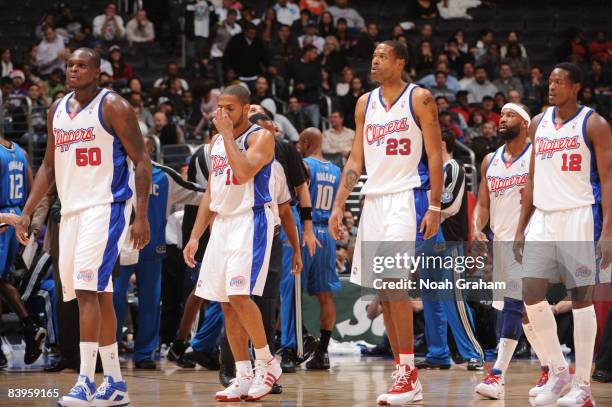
top-left (422, 96), bottom-right (433, 106)
top-left (344, 169), bottom-right (359, 192)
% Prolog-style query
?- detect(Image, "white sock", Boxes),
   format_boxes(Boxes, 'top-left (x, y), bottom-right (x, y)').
top-left (99, 343), bottom-right (122, 382)
top-left (235, 360), bottom-right (252, 378)
top-left (572, 305), bottom-right (596, 386)
top-left (79, 342), bottom-right (98, 381)
top-left (254, 345), bottom-right (272, 361)
top-left (525, 301), bottom-right (568, 374)
top-left (399, 353), bottom-right (414, 369)
top-left (523, 322), bottom-right (549, 368)
top-left (493, 338), bottom-right (518, 374)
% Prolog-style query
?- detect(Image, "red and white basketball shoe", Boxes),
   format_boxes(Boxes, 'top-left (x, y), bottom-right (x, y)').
top-left (246, 357), bottom-right (282, 401)
top-left (215, 375), bottom-right (253, 402)
top-left (379, 365), bottom-right (423, 406)
top-left (557, 382), bottom-right (596, 407)
top-left (529, 366), bottom-right (550, 397)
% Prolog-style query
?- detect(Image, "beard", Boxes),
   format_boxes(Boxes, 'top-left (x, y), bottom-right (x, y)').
top-left (499, 125), bottom-right (520, 141)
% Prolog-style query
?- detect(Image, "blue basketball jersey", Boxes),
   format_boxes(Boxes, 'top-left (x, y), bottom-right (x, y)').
top-left (304, 157), bottom-right (340, 224)
top-left (0, 142), bottom-right (28, 209)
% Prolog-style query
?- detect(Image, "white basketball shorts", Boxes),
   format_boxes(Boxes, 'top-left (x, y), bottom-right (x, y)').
top-left (59, 202), bottom-right (132, 301)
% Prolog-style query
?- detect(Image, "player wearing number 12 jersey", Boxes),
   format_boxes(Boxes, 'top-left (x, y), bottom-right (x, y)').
top-left (329, 40), bottom-right (443, 405)
top-left (296, 128), bottom-right (341, 370)
top-left (17, 48), bottom-right (152, 407)
top-left (514, 63), bottom-right (612, 407)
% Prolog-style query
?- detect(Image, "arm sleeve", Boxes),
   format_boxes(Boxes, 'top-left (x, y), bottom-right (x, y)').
top-left (440, 160), bottom-right (465, 220)
top-left (153, 163), bottom-right (204, 213)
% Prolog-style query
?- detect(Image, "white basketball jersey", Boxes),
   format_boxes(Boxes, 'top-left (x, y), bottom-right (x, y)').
top-left (208, 124), bottom-right (272, 216)
top-left (486, 143), bottom-right (531, 241)
top-left (533, 106), bottom-right (598, 211)
top-left (361, 83), bottom-right (427, 195)
top-left (53, 88), bottom-right (133, 215)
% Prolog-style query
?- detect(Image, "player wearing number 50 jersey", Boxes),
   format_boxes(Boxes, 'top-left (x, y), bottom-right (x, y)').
top-left (514, 63), bottom-right (612, 407)
top-left (296, 128), bottom-right (341, 371)
top-left (16, 48), bottom-right (152, 407)
top-left (329, 40), bottom-right (443, 406)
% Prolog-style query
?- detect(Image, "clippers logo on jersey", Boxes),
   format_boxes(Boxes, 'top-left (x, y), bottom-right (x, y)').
top-left (535, 135), bottom-right (580, 159)
top-left (210, 154), bottom-right (229, 175)
top-left (365, 117), bottom-right (409, 145)
top-left (53, 126), bottom-right (96, 152)
top-left (487, 173), bottom-right (528, 197)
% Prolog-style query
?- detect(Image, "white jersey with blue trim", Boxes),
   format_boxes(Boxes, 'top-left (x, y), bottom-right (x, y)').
top-left (533, 106), bottom-right (599, 211)
top-left (52, 88), bottom-right (133, 216)
top-left (361, 83), bottom-right (427, 195)
top-left (486, 143), bottom-right (531, 241)
top-left (208, 124), bottom-right (272, 216)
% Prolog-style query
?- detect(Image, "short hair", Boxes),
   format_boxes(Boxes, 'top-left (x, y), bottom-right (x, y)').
top-left (475, 65), bottom-right (487, 72)
top-left (337, 18), bottom-right (347, 25)
top-left (435, 95), bottom-right (448, 103)
top-left (441, 130), bottom-right (456, 154)
top-left (302, 44), bottom-right (317, 54)
top-left (243, 22), bottom-right (257, 31)
top-left (531, 65), bottom-right (543, 74)
top-left (249, 113), bottom-right (271, 124)
top-left (331, 110), bottom-right (344, 118)
top-left (75, 47), bottom-right (101, 68)
top-left (380, 40), bottom-right (408, 63)
top-left (221, 84), bottom-right (251, 105)
top-left (435, 70), bottom-right (447, 77)
top-left (554, 62), bottom-right (583, 85)
top-left (227, 9), bottom-right (238, 17)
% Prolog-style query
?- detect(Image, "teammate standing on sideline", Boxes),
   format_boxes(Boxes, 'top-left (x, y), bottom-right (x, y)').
top-left (184, 86), bottom-right (282, 402)
top-left (330, 40), bottom-right (443, 405)
top-left (472, 103), bottom-right (550, 400)
top-left (297, 128), bottom-right (341, 370)
top-left (16, 48), bottom-right (152, 407)
top-left (514, 63), bottom-right (612, 407)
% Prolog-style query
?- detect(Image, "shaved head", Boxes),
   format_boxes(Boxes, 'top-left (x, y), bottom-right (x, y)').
top-left (74, 47), bottom-right (101, 68)
top-left (297, 127), bottom-right (323, 156)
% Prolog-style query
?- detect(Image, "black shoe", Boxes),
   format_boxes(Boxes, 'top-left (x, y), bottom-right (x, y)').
top-left (219, 364), bottom-right (235, 387)
top-left (167, 341), bottom-right (189, 362)
top-left (361, 342), bottom-right (392, 357)
top-left (592, 369), bottom-right (612, 383)
top-left (0, 348), bottom-right (7, 370)
top-left (271, 382), bottom-right (283, 394)
top-left (281, 349), bottom-right (296, 373)
top-left (184, 350), bottom-right (220, 370)
top-left (174, 352), bottom-right (196, 368)
top-left (298, 335), bottom-right (318, 365)
top-left (44, 357), bottom-right (79, 372)
top-left (306, 350), bottom-right (330, 370)
top-left (467, 358), bottom-right (484, 371)
top-left (135, 359), bottom-right (157, 370)
top-left (415, 359), bottom-right (451, 370)
top-left (23, 322), bottom-right (46, 365)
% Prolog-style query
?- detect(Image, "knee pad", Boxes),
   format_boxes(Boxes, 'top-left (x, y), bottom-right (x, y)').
top-left (501, 298), bottom-right (524, 340)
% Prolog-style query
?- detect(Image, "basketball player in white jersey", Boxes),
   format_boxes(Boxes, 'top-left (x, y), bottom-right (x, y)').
top-left (183, 86), bottom-right (285, 402)
top-left (16, 48), bottom-right (152, 406)
top-left (329, 40), bottom-right (443, 405)
top-left (514, 63), bottom-right (612, 407)
top-left (472, 103), bottom-right (551, 400)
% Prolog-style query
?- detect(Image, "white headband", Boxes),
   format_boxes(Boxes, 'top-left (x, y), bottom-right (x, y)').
top-left (502, 103), bottom-right (531, 126)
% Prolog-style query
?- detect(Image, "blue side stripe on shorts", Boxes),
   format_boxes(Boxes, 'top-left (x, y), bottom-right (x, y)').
top-left (250, 208), bottom-right (268, 292)
top-left (98, 203), bottom-right (126, 291)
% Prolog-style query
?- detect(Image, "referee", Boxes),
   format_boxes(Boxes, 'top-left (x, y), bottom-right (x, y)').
top-left (417, 131), bottom-right (485, 370)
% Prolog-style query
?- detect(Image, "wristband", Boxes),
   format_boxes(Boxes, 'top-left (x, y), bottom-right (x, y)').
top-left (428, 205), bottom-right (441, 212)
top-left (299, 206), bottom-right (312, 222)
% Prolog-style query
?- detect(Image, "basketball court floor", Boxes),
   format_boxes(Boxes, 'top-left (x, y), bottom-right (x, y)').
top-left (2, 357), bottom-right (610, 406)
